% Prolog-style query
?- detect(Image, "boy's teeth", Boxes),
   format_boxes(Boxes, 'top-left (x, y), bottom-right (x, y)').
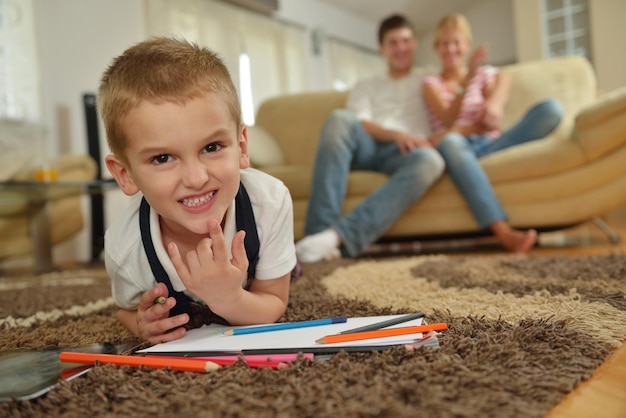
top-left (181, 191), bottom-right (215, 207)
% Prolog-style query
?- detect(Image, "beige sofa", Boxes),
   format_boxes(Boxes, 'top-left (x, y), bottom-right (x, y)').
top-left (248, 55), bottom-right (626, 242)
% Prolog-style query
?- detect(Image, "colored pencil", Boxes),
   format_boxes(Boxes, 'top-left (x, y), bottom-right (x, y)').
top-left (154, 296), bottom-right (166, 304)
top-left (339, 312), bottom-right (425, 334)
top-left (315, 323), bottom-right (448, 344)
top-left (223, 317), bottom-right (347, 336)
top-left (191, 353), bottom-right (313, 363)
top-left (146, 355), bottom-right (290, 369)
top-left (59, 352), bottom-right (221, 373)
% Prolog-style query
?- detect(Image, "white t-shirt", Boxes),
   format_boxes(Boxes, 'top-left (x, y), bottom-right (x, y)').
top-left (346, 68), bottom-right (431, 137)
top-left (105, 167), bottom-right (296, 310)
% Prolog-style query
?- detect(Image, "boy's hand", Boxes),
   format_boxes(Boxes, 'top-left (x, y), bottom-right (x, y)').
top-left (135, 282), bottom-right (189, 344)
top-left (168, 219), bottom-right (248, 313)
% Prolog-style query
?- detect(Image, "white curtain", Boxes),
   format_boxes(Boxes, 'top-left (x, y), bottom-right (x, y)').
top-left (144, 0), bottom-right (308, 123)
top-left (326, 38), bottom-right (386, 91)
top-left (0, 0), bottom-right (40, 122)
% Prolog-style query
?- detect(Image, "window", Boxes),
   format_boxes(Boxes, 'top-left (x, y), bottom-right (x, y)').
top-left (543, 0), bottom-right (592, 61)
top-left (238, 52), bottom-right (254, 126)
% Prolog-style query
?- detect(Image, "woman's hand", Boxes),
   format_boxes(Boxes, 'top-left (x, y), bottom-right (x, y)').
top-left (468, 44), bottom-right (487, 78)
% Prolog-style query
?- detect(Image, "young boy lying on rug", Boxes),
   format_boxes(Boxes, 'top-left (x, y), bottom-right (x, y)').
top-left (98, 37), bottom-right (297, 345)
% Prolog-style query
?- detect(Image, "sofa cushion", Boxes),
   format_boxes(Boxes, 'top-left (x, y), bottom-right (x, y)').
top-left (255, 90), bottom-right (350, 167)
top-left (246, 125), bottom-right (285, 168)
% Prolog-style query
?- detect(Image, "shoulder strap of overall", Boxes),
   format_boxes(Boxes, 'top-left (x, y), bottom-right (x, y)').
top-left (235, 182), bottom-right (259, 280)
top-left (139, 196), bottom-right (190, 318)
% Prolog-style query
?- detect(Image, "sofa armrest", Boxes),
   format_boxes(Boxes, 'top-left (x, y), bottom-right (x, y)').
top-left (573, 85), bottom-right (626, 160)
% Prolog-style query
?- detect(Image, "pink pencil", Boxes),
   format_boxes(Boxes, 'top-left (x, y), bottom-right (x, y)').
top-left (192, 353), bottom-right (314, 363)
top-left (145, 355), bottom-right (291, 369)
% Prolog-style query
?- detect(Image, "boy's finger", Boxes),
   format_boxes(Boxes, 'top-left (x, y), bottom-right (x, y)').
top-left (207, 219), bottom-right (229, 263)
top-left (139, 284), bottom-right (167, 310)
top-left (231, 230), bottom-right (249, 272)
top-left (148, 319), bottom-right (188, 345)
top-left (168, 242), bottom-right (192, 280)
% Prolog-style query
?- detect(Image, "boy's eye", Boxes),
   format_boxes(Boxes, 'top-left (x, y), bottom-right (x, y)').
top-left (151, 154), bottom-right (172, 165)
top-left (203, 142), bottom-right (223, 153)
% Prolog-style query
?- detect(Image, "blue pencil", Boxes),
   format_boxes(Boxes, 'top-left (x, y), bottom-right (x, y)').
top-left (223, 317), bottom-right (347, 336)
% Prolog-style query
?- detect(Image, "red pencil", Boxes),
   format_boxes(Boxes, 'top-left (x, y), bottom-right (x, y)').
top-left (315, 323), bottom-right (448, 344)
top-left (59, 352), bottom-right (221, 373)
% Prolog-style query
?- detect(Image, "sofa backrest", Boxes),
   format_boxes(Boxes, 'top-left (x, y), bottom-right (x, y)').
top-left (255, 90), bottom-right (349, 167)
top-left (255, 55), bottom-right (597, 167)
top-left (500, 55), bottom-right (596, 130)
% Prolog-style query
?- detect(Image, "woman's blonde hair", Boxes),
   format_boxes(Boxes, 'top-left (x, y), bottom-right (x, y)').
top-left (98, 37), bottom-right (242, 164)
top-left (433, 13), bottom-right (473, 48)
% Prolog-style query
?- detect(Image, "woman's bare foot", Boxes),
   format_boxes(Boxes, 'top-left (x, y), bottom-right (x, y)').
top-left (491, 222), bottom-right (538, 253)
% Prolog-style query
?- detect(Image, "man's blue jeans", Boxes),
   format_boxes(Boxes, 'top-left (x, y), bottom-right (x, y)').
top-left (436, 99), bottom-right (563, 229)
top-left (305, 109), bottom-right (445, 257)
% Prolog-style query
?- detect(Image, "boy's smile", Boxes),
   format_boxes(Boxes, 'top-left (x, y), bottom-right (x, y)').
top-left (106, 91), bottom-right (249, 243)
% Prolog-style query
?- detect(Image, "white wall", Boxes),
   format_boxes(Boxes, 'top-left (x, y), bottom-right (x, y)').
top-left (33, 0), bottom-right (377, 263)
top-left (589, 0), bottom-right (626, 92)
top-left (512, 0), bottom-right (545, 62)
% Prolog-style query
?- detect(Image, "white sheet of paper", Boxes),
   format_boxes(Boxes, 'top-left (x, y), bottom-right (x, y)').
top-left (139, 315), bottom-right (426, 354)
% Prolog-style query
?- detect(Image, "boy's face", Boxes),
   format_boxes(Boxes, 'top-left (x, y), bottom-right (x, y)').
top-left (379, 27), bottom-right (417, 74)
top-left (106, 92), bottom-right (249, 239)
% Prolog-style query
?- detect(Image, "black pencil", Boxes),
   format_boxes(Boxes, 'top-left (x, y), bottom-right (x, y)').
top-left (339, 312), bottom-right (425, 334)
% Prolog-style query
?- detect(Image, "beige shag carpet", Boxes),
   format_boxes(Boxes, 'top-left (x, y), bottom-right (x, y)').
top-left (1, 252), bottom-right (625, 418)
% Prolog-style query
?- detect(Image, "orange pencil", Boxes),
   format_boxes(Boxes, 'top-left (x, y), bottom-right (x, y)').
top-left (59, 352), bottom-right (221, 373)
top-left (315, 323), bottom-right (448, 344)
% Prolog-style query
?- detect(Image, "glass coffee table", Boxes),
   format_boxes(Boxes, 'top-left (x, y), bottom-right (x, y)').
top-left (0, 179), bottom-right (118, 273)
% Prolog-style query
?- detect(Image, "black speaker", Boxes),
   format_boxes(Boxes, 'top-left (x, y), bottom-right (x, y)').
top-left (83, 93), bottom-right (105, 261)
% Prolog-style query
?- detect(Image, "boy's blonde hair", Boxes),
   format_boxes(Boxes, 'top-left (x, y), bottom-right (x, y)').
top-left (433, 13), bottom-right (473, 47)
top-left (98, 37), bottom-right (242, 163)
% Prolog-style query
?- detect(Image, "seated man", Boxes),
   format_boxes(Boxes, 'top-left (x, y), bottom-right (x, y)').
top-left (295, 14), bottom-right (445, 262)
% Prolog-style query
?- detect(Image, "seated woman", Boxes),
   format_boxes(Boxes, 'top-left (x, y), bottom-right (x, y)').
top-left (422, 13), bottom-right (563, 252)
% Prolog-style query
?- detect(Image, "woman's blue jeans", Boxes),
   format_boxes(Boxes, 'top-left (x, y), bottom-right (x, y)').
top-left (436, 99), bottom-right (563, 229)
top-left (305, 109), bottom-right (445, 257)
